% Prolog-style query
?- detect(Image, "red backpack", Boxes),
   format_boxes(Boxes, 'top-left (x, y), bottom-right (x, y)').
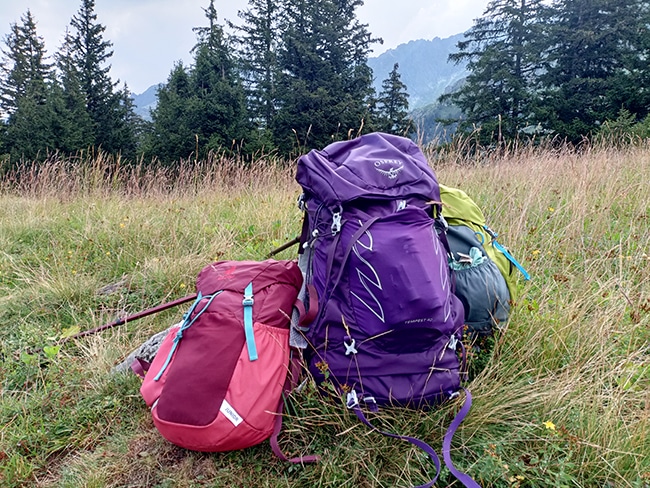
top-left (139, 259), bottom-right (315, 459)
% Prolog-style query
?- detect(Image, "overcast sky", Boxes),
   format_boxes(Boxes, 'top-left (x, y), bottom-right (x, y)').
top-left (0, 0), bottom-right (490, 94)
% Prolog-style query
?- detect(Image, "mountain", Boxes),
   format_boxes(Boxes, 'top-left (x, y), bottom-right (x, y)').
top-left (131, 83), bottom-right (162, 120)
top-left (130, 34), bottom-right (468, 123)
top-left (368, 34), bottom-right (468, 110)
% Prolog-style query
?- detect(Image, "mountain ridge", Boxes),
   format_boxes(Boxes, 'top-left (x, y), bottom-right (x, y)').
top-left (131, 33), bottom-right (468, 120)
top-left (367, 33), bottom-right (467, 110)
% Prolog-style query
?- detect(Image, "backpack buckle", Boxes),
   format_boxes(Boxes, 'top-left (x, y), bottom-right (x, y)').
top-left (436, 214), bottom-right (449, 232)
top-left (242, 295), bottom-right (254, 307)
top-left (483, 224), bottom-right (498, 240)
top-left (346, 390), bottom-right (359, 409)
top-left (331, 210), bottom-right (342, 235)
top-left (362, 396), bottom-right (379, 412)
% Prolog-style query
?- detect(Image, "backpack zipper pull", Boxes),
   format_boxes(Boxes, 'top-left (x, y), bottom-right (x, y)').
top-left (484, 225), bottom-right (531, 280)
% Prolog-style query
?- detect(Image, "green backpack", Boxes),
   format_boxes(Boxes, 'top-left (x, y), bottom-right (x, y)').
top-left (440, 184), bottom-right (530, 334)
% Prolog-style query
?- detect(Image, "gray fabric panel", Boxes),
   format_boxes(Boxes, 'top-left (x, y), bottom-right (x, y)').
top-left (452, 259), bottom-right (510, 333)
top-left (290, 249), bottom-right (311, 349)
top-left (447, 225), bottom-right (510, 333)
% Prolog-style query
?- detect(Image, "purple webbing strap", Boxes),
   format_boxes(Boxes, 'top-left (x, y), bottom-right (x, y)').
top-left (350, 404), bottom-right (441, 488)
top-left (269, 400), bottom-right (320, 464)
top-left (130, 358), bottom-right (150, 379)
top-left (269, 353), bottom-right (320, 464)
top-left (328, 216), bottom-right (380, 297)
top-left (442, 388), bottom-right (481, 488)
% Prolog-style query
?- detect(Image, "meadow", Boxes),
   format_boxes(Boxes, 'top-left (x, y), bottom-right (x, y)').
top-left (0, 143), bottom-right (648, 487)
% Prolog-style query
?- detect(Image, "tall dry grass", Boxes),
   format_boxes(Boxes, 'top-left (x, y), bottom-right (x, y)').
top-left (0, 142), bottom-right (648, 487)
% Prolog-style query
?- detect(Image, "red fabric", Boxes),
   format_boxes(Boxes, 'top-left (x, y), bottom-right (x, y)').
top-left (151, 323), bottom-right (290, 451)
top-left (140, 324), bottom-right (180, 406)
top-left (140, 259), bottom-right (302, 452)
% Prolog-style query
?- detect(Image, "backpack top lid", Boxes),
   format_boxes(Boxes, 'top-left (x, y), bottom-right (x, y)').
top-left (196, 259), bottom-right (302, 296)
top-left (296, 132), bottom-right (440, 207)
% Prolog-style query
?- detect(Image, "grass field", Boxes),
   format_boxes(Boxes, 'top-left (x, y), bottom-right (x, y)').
top-left (0, 144), bottom-right (648, 487)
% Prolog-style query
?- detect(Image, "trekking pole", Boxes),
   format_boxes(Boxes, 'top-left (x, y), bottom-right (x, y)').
top-left (61, 293), bottom-right (198, 343)
top-left (266, 236), bottom-right (300, 259)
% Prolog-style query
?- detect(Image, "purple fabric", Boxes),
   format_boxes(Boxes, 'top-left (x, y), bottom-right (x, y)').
top-left (296, 132), bottom-right (441, 207)
top-left (351, 404), bottom-right (441, 488)
top-left (296, 133), bottom-right (466, 408)
top-left (443, 389), bottom-right (481, 488)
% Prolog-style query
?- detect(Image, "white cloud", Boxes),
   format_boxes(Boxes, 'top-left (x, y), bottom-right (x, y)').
top-left (1, 0), bottom-right (490, 94)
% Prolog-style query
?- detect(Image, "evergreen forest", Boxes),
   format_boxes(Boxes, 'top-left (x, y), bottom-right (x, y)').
top-left (1, 0), bottom-right (649, 167)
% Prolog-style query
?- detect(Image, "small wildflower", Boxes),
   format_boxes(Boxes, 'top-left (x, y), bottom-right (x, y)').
top-left (548, 206), bottom-right (555, 212)
top-left (516, 476), bottom-right (525, 481)
top-left (532, 250), bottom-right (540, 256)
top-left (180, 283), bottom-right (186, 289)
top-left (543, 420), bottom-right (556, 431)
top-left (315, 361), bottom-right (329, 374)
top-left (106, 251), bottom-right (111, 256)
top-left (119, 223), bottom-right (125, 228)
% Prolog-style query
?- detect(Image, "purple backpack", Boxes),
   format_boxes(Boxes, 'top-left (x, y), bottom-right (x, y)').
top-left (295, 133), bottom-right (479, 487)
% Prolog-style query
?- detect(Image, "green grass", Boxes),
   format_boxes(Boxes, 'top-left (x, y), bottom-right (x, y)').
top-left (0, 146), bottom-right (648, 487)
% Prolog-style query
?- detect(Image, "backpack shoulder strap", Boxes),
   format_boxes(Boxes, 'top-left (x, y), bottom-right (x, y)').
top-left (442, 389), bottom-right (481, 488)
top-left (347, 389), bottom-right (480, 488)
top-left (347, 391), bottom-right (441, 488)
top-left (269, 350), bottom-right (320, 464)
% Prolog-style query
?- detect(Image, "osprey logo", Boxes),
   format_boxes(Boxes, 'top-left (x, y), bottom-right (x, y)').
top-left (374, 159), bottom-right (404, 179)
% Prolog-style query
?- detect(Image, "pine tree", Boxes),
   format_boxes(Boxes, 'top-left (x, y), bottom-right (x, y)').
top-left (148, 1), bottom-right (249, 163)
top-left (0, 121), bottom-right (6, 158)
top-left (376, 63), bottom-right (412, 136)
top-left (445, 0), bottom-right (549, 144)
top-left (0, 11), bottom-right (52, 117)
top-left (146, 62), bottom-right (196, 162)
top-left (273, 0), bottom-right (378, 155)
top-left (230, 0), bottom-right (280, 130)
top-left (52, 28), bottom-right (94, 153)
top-left (540, 0), bottom-right (648, 141)
top-left (620, 1), bottom-right (650, 121)
top-left (190, 0), bottom-right (250, 155)
top-left (0, 10), bottom-right (58, 160)
top-left (68, 0), bottom-right (137, 155)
